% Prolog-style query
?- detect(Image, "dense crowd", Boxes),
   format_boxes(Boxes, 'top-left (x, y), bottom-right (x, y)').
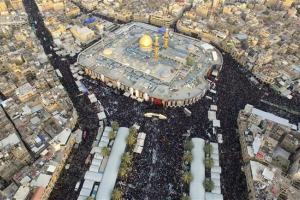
top-left (23, 0), bottom-right (299, 199)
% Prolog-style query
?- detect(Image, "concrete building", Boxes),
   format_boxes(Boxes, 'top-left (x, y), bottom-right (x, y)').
top-left (0, 0), bottom-right (7, 12)
top-left (80, 0), bottom-right (97, 11)
top-left (238, 104), bottom-right (300, 200)
top-left (65, 2), bottom-right (80, 18)
top-left (70, 25), bottom-right (95, 42)
top-left (9, 0), bottom-right (24, 10)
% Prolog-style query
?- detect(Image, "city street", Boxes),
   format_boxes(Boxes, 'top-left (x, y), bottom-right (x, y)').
top-left (22, 0), bottom-right (300, 199)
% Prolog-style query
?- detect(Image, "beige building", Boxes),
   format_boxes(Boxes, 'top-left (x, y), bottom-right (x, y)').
top-left (9, 0), bottom-right (23, 10)
top-left (70, 25), bottom-right (95, 42)
top-left (238, 104), bottom-right (300, 200)
top-left (65, 2), bottom-right (80, 18)
top-left (81, 0), bottom-right (97, 10)
top-left (0, 0), bottom-right (7, 12)
top-left (150, 12), bottom-right (174, 27)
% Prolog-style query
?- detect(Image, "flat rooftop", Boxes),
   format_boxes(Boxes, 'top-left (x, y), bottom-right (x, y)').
top-left (78, 22), bottom-right (223, 101)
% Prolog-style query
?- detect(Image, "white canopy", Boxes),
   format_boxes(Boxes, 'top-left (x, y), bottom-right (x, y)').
top-left (213, 120), bottom-right (221, 127)
top-left (136, 139), bottom-right (145, 146)
top-left (133, 145), bottom-right (143, 154)
top-left (82, 180), bottom-right (95, 190)
top-left (211, 172), bottom-right (221, 180)
top-left (89, 165), bottom-right (100, 173)
top-left (190, 138), bottom-right (205, 200)
top-left (210, 105), bottom-right (217, 111)
top-left (91, 158), bottom-right (102, 166)
top-left (79, 188), bottom-right (91, 197)
top-left (84, 171), bottom-right (103, 182)
top-left (211, 166), bottom-right (222, 173)
top-left (94, 153), bottom-right (103, 160)
top-left (96, 127), bottom-right (129, 200)
top-left (138, 132), bottom-right (146, 140)
top-left (208, 111), bottom-right (216, 121)
top-left (98, 141), bottom-right (108, 148)
top-left (211, 186), bottom-right (222, 194)
top-left (100, 136), bottom-right (109, 143)
top-left (97, 112), bottom-right (106, 120)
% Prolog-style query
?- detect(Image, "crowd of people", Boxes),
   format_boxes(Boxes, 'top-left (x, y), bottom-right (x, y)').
top-left (23, 1), bottom-right (300, 199)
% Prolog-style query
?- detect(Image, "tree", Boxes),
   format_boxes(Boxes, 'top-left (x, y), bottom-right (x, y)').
top-left (101, 146), bottom-right (110, 157)
top-left (129, 126), bottom-right (137, 135)
top-left (203, 179), bottom-right (215, 191)
top-left (181, 172), bottom-right (193, 185)
top-left (121, 152), bottom-right (132, 164)
top-left (85, 197), bottom-right (95, 200)
top-left (108, 130), bottom-right (116, 140)
top-left (111, 188), bottom-right (122, 200)
top-left (204, 157), bottom-right (214, 169)
top-left (111, 121), bottom-right (119, 131)
top-left (118, 165), bottom-right (128, 179)
top-left (181, 196), bottom-right (191, 200)
top-left (126, 133), bottom-right (136, 147)
top-left (183, 151), bottom-right (193, 163)
top-left (204, 144), bottom-right (213, 155)
top-left (184, 140), bottom-right (194, 151)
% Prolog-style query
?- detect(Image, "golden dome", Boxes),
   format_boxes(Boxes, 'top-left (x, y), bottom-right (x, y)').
top-left (139, 34), bottom-right (153, 48)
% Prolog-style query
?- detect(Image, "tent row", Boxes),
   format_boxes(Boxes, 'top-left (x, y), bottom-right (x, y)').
top-left (134, 132), bottom-right (146, 154)
top-left (209, 142), bottom-right (223, 198)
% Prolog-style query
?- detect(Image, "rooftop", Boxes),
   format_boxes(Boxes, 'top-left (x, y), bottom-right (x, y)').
top-left (78, 22), bottom-right (222, 101)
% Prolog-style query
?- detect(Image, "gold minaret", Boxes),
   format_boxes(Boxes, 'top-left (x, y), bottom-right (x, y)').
top-left (154, 35), bottom-right (159, 59)
top-left (163, 27), bottom-right (169, 50)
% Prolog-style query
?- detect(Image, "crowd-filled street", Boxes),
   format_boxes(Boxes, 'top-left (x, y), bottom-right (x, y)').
top-left (22, 0), bottom-right (300, 199)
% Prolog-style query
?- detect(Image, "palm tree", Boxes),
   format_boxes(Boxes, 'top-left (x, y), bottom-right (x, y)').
top-left (204, 157), bottom-right (214, 169)
top-left (85, 197), bottom-right (95, 200)
top-left (121, 152), bottom-right (132, 164)
top-left (111, 188), bottom-right (122, 200)
top-left (183, 151), bottom-right (194, 163)
top-left (181, 172), bottom-right (193, 185)
top-left (203, 179), bottom-right (215, 191)
top-left (181, 196), bottom-right (191, 200)
top-left (111, 121), bottom-right (119, 131)
top-left (184, 140), bottom-right (194, 151)
top-left (101, 146), bottom-right (110, 157)
top-left (108, 130), bottom-right (116, 140)
top-left (118, 165), bottom-right (128, 179)
top-left (129, 126), bottom-right (137, 135)
top-left (126, 133), bottom-right (136, 146)
top-left (204, 144), bottom-right (213, 155)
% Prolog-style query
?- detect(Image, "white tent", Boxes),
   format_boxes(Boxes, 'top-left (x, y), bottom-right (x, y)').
top-left (210, 105), bottom-right (217, 111)
top-left (94, 153), bottom-right (103, 160)
top-left (211, 186), bottom-right (222, 194)
top-left (84, 171), bottom-right (103, 182)
top-left (211, 154), bottom-right (219, 161)
top-left (211, 166), bottom-right (222, 173)
top-left (89, 165), bottom-right (100, 173)
top-left (82, 180), bottom-right (94, 190)
top-left (100, 136), bottom-right (109, 143)
top-left (97, 112), bottom-right (106, 120)
top-left (138, 132), bottom-right (146, 140)
top-left (79, 188), bottom-right (91, 197)
top-left (133, 145), bottom-right (143, 154)
top-left (213, 120), bottom-right (221, 127)
top-left (212, 178), bottom-right (221, 187)
top-left (207, 189), bottom-right (225, 199)
top-left (218, 134), bottom-right (223, 144)
top-left (211, 172), bottom-right (220, 180)
top-left (91, 158), bottom-right (102, 166)
top-left (136, 139), bottom-right (145, 146)
top-left (77, 196), bottom-right (86, 200)
top-left (190, 138), bottom-right (205, 200)
top-left (98, 141), bottom-right (108, 148)
top-left (211, 142), bottom-right (219, 150)
top-left (208, 111), bottom-right (216, 121)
